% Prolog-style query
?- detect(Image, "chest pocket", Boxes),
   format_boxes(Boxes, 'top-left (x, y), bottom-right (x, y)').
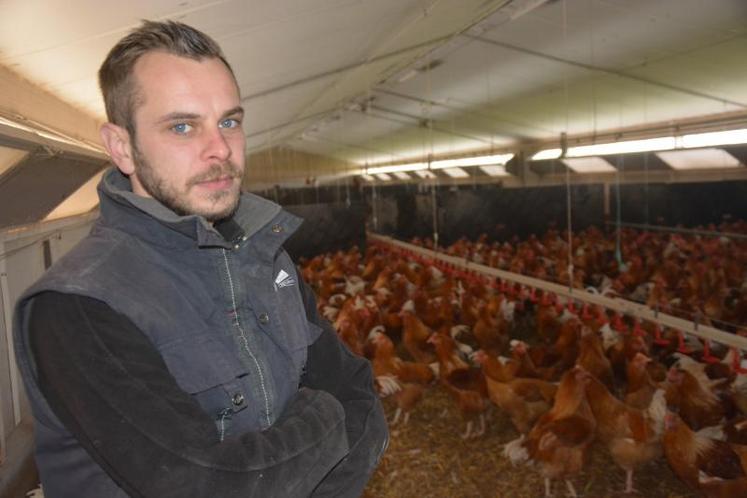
top-left (158, 334), bottom-right (252, 439)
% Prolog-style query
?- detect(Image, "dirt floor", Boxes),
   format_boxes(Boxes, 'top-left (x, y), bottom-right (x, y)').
top-left (362, 386), bottom-right (698, 498)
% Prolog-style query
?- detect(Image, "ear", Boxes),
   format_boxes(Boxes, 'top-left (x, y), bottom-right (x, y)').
top-left (100, 123), bottom-right (135, 175)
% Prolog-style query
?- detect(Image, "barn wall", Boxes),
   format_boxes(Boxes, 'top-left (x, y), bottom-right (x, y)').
top-left (0, 214), bottom-right (96, 496)
top-left (283, 203), bottom-right (367, 261)
top-left (263, 179), bottom-right (747, 249)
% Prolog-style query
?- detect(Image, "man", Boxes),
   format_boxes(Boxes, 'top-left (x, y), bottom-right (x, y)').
top-left (13, 20), bottom-right (387, 498)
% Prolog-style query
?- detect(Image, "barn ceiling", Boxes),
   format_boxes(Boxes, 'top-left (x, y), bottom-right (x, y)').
top-left (1, 0), bottom-right (746, 173)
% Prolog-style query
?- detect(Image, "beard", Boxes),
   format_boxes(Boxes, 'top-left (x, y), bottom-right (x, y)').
top-left (131, 141), bottom-right (243, 222)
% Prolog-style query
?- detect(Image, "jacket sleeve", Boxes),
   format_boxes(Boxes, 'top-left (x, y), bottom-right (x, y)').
top-left (297, 279), bottom-right (389, 498)
top-left (28, 291), bottom-right (349, 498)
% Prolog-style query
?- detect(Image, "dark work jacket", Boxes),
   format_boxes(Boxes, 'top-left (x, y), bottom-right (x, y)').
top-left (13, 168), bottom-right (387, 497)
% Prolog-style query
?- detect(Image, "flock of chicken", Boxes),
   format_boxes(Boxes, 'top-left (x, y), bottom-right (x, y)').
top-left (417, 220), bottom-right (746, 331)
top-left (299, 225), bottom-right (747, 498)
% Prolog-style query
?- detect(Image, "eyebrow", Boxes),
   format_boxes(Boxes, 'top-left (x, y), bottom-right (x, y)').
top-left (156, 106), bottom-right (244, 124)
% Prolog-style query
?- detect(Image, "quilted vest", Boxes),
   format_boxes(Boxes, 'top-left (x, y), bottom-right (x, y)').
top-left (13, 168), bottom-right (321, 497)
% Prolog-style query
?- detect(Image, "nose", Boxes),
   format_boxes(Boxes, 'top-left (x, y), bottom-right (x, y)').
top-left (203, 127), bottom-right (231, 162)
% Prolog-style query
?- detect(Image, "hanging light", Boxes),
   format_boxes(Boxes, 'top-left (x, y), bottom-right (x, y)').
top-left (366, 162), bottom-right (428, 174)
top-left (430, 153), bottom-right (514, 169)
top-left (680, 128), bottom-right (747, 148)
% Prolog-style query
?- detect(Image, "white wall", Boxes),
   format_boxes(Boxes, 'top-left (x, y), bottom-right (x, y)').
top-left (0, 212), bottom-right (97, 462)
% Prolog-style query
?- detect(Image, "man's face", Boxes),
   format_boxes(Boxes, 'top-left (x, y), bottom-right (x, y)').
top-left (128, 51), bottom-right (245, 221)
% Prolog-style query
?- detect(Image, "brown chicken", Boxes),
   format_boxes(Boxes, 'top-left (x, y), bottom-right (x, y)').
top-left (576, 325), bottom-right (615, 390)
top-left (665, 366), bottom-right (726, 431)
top-left (472, 350), bottom-right (519, 382)
top-left (625, 352), bottom-right (659, 409)
top-left (699, 476), bottom-right (747, 498)
top-left (369, 331), bottom-right (434, 384)
top-left (663, 411), bottom-right (747, 495)
top-left (475, 351), bottom-right (557, 434)
top-left (472, 301), bottom-right (508, 355)
top-left (429, 333), bottom-right (488, 438)
top-left (375, 375), bottom-right (426, 425)
top-left (369, 330), bottom-right (435, 425)
top-left (504, 366), bottom-right (597, 498)
top-left (581, 367), bottom-right (666, 494)
top-left (400, 301), bottom-right (436, 363)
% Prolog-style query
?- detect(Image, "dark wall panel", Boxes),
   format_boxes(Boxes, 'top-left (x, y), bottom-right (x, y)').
top-left (371, 184), bottom-right (606, 245)
top-left (616, 181), bottom-right (747, 227)
top-left (265, 179), bottom-right (747, 256)
top-left (283, 202), bottom-right (366, 261)
top-left (0, 153), bottom-right (106, 229)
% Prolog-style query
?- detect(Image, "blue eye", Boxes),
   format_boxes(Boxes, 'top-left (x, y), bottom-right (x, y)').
top-left (171, 123), bottom-right (193, 134)
top-left (220, 118), bottom-right (240, 129)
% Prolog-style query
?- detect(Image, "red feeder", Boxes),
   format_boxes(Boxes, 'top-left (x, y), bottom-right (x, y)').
top-left (676, 330), bottom-right (693, 354)
top-left (581, 303), bottom-right (593, 321)
top-left (567, 300), bottom-right (577, 314)
top-left (529, 287), bottom-right (539, 304)
top-left (730, 348), bottom-right (747, 374)
top-left (612, 313), bottom-right (626, 333)
top-left (596, 306), bottom-right (608, 324)
top-left (701, 340), bottom-right (720, 364)
top-left (653, 325), bottom-right (670, 346)
top-left (632, 320), bottom-right (646, 338)
top-left (554, 300), bottom-right (564, 314)
top-left (540, 292), bottom-right (551, 306)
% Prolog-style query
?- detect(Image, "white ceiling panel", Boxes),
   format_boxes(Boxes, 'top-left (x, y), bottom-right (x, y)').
top-left (1, 0), bottom-right (746, 178)
top-left (0, 1), bottom-right (221, 60)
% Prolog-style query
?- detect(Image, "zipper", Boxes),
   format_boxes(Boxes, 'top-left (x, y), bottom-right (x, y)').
top-left (218, 408), bottom-right (231, 442)
top-left (221, 248), bottom-right (272, 428)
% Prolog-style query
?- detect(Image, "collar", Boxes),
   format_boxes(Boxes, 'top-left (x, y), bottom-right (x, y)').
top-left (97, 167), bottom-right (294, 249)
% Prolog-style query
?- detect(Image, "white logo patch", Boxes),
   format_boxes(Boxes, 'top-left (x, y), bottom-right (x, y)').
top-left (274, 269), bottom-right (296, 289)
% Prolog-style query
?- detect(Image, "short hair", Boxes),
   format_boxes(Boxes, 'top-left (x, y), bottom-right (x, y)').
top-left (98, 20), bottom-right (235, 136)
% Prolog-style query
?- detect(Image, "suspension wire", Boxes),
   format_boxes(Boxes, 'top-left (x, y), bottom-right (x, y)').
top-left (643, 152), bottom-right (649, 226)
top-left (431, 176), bottom-right (439, 249)
top-left (564, 134), bottom-right (573, 293)
top-left (614, 154), bottom-right (625, 270)
top-left (372, 181), bottom-right (379, 232)
top-left (561, 0), bottom-right (573, 293)
top-left (424, 26), bottom-right (438, 251)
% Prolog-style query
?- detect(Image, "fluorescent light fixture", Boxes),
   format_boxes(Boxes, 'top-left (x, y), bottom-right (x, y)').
top-left (567, 137), bottom-right (676, 157)
top-left (414, 170), bottom-right (437, 179)
top-left (532, 148), bottom-right (562, 160)
top-left (392, 171), bottom-right (412, 180)
top-left (361, 174), bottom-right (376, 182)
top-left (562, 157), bottom-right (617, 173)
top-left (656, 148), bottom-right (743, 170)
top-left (681, 129), bottom-right (747, 148)
top-left (0, 115), bottom-right (104, 154)
top-left (0, 115), bottom-right (35, 133)
top-left (397, 69), bottom-right (418, 83)
top-left (431, 153), bottom-right (514, 169)
top-left (367, 162), bottom-right (427, 174)
top-left (375, 173), bottom-right (392, 181)
top-left (442, 167), bottom-right (469, 178)
top-left (479, 165), bottom-right (509, 177)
